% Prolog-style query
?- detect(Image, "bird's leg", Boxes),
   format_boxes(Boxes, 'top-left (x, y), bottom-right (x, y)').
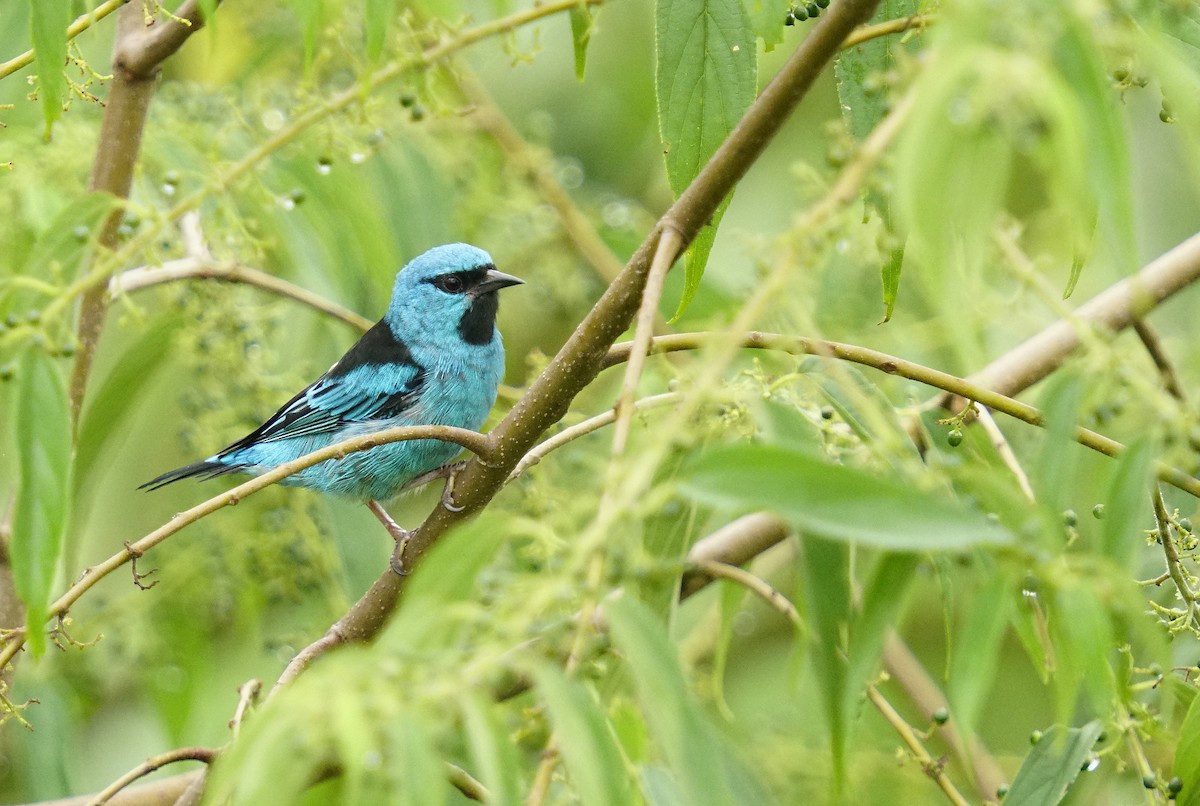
top-left (367, 500), bottom-right (413, 577)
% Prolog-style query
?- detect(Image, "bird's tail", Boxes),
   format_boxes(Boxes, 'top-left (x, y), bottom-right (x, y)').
top-left (139, 459), bottom-right (244, 491)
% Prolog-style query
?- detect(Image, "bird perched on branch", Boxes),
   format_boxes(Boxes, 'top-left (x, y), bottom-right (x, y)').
top-left (142, 243), bottom-right (523, 564)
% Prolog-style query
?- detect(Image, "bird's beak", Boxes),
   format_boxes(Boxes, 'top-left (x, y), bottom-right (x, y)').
top-left (476, 268), bottom-right (525, 293)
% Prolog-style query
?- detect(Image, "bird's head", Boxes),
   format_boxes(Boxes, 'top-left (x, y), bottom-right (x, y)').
top-left (386, 243), bottom-right (524, 347)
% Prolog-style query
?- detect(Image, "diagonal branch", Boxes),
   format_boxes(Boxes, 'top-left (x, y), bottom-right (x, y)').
top-left (309, 0), bottom-right (886, 657)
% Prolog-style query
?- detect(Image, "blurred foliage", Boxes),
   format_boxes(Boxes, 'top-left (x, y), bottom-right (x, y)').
top-left (1, 0), bottom-right (1200, 804)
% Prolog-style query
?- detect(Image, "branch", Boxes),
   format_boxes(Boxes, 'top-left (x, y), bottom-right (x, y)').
top-left (961, 232), bottom-right (1200, 399)
top-left (86, 747), bottom-right (215, 806)
top-left (0, 0), bottom-right (129, 81)
top-left (108, 258), bottom-right (373, 332)
top-left (866, 686), bottom-right (971, 806)
top-left (0, 424), bottom-right (491, 672)
top-left (602, 331), bottom-right (1200, 498)
top-left (17, 774), bottom-right (201, 806)
top-left (71, 0), bottom-right (215, 426)
top-left (306, 0), bottom-right (885, 663)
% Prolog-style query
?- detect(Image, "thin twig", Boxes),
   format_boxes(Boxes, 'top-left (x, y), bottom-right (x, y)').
top-left (841, 13), bottom-right (932, 49)
top-left (611, 229), bottom-right (681, 458)
top-left (866, 686), bottom-right (971, 806)
top-left (109, 258), bottom-right (373, 331)
top-left (1152, 488), bottom-right (1198, 631)
top-left (974, 407), bottom-right (1036, 502)
top-left (229, 679), bottom-right (261, 738)
top-left (0, 0), bottom-right (129, 80)
top-left (0, 424), bottom-right (491, 672)
top-left (1133, 319), bottom-right (1188, 403)
top-left (601, 331), bottom-right (1200, 499)
top-left (270, 631), bottom-right (344, 696)
top-left (85, 746), bottom-right (215, 806)
top-left (688, 559), bottom-right (802, 628)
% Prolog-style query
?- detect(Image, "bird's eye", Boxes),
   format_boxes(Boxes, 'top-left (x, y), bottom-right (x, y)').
top-left (435, 274), bottom-right (466, 294)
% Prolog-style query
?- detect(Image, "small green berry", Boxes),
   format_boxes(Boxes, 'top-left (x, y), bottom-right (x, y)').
top-left (947, 428), bottom-right (963, 447)
top-left (1095, 730), bottom-right (1107, 744)
top-left (288, 188), bottom-right (305, 205)
top-left (1092, 504), bottom-right (1105, 519)
top-left (1063, 509), bottom-right (1077, 527)
top-left (4, 314), bottom-right (18, 329)
top-left (25, 310), bottom-right (39, 324)
top-left (784, 10), bottom-right (795, 24)
top-left (805, 2), bottom-right (820, 16)
top-left (164, 169), bottom-right (180, 186)
top-left (0, 363), bottom-right (15, 382)
top-left (932, 707), bottom-right (949, 725)
top-left (815, 0), bottom-right (830, 6)
top-left (399, 92), bottom-right (417, 107)
top-left (1150, 663), bottom-right (1163, 676)
top-left (1030, 729), bottom-right (1043, 745)
top-left (1161, 109), bottom-right (1175, 124)
top-left (410, 105), bottom-right (426, 121)
top-left (996, 784), bottom-right (1009, 800)
top-left (820, 406), bottom-right (835, 420)
top-left (72, 225), bottom-right (89, 242)
top-left (1113, 68), bottom-right (1129, 82)
top-left (58, 342), bottom-right (76, 358)
top-left (1169, 776), bottom-right (1183, 795)
top-left (1143, 773), bottom-right (1158, 789)
top-left (1180, 517), bottom-right (1193, 533)
top-left (792, 5), bottom-right (808, 20)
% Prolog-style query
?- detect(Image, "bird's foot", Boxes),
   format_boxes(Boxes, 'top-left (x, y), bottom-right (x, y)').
top-left (440, 460), bottom-right (469, 513)
top-left (389, 533), bottom-right (413, 577)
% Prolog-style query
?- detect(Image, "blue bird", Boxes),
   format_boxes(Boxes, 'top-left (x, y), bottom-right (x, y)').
top-left (142, 243), bottom-right (523, 556)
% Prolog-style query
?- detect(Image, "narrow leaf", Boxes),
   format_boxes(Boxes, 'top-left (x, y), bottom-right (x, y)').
top-left (879, 242), bottom-right (904, 323)
top-left (845, 553), bottom-right (918, 709)
top-left (799, 537), bottom-right (850, 785)
top-left (12, 351), bottom-right (73, 657)
top-left (656, 0), bottom-right (755, 316)
top-left (460, 695), bottom-right (523, 806)
top-left (947, 572), bottom-right (1012, 738)
top-left (29, 0), bottom-right (70, 138)
top-left (531, 664), bottom-right (632, 806)
top-left (681, 443), bottom-right (1012, 550)
top-left (607, 596), bottom-right (732, 806)
top-left (569, 3), bottom-right (594, 80)
top-left (1175, 691), bottom-right (1200, 806)
top-left (388, 716), bottom-right (447, 806)
top-left (1003, 721), bottom-right (1104, 806)
top-left (364, 0), bottom-right (391, 65)
top-left (1100, 438), bottom-right (1156, 564)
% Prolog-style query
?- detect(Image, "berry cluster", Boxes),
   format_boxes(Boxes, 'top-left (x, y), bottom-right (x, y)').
top-left (785, 0), bottom-right (830, 25)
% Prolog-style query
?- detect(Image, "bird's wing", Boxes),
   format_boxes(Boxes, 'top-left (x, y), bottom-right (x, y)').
top-left (216, 321), bottom-right (427, 457)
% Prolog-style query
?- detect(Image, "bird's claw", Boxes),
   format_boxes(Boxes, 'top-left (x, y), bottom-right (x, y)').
top-left (389, 532), bottom-right (413, 577)
top-left (440, 461), bottom-right (468, 513)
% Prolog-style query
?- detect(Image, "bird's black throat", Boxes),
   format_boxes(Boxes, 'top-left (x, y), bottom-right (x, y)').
top-left (458, 292), bottom-right (499, 345)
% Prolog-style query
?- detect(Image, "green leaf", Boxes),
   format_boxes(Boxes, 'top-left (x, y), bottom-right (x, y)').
top-left (834, 0), bottom-right (920, 140)
top-left (1033, 373), bottom-right (1085, 516)
top-left (947, 571), bottom-right (1012, 738)
top-left (11, 350), bottom-right (72, 658)
top-left (680, 443), bottom-right (1012, 550)
top-left (878, 243), bottom-right (904, 323)
top-left (607, 596), bottom-right (733, 806)
top-left (656, 0), bottom-right (755, 316)
top-left (742, 0), bottom-right (788, 51)
top-left (29, 0), bottom-right (70, 139)
top-left (569, 3), bottom-right (594, 80)
top-left (461, 694), bottom-right (523, 806)
top-left (845, 553), bottom-right (918, 712)
top-left (294, 0), bottom-right (325, 74)
top-left (799, 537), bottom-right (850, 785)
top-left (1003, 720), bottom-right (1104, 806)
top-left (364, 0), bottom-right (392, 65)
top-left (1175, 691), bottom-right (1200, 806)
top-left (21, 191), bottom-right (119, 278)
top-left (1100, 439), bottom-right (1156, 564)
top-left (77, 316), bottom-right (176, 484)
top-left (531, 664), bottom-right (633, 806)
top-left (387, 716), bottom-right (446, 806)
top-left (1051, 583), bottom-right (1116, 720)
top-left (671, 200), bottom-right (725, 321)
